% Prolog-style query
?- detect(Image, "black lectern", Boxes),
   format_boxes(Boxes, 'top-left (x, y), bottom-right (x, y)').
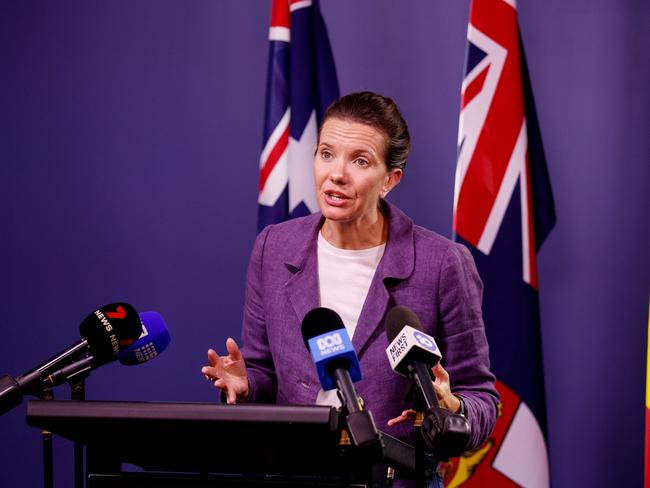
top-left (27, 400), bottom-right (416, 487)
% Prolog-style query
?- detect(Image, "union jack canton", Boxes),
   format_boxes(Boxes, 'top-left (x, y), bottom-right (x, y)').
top-left (257, 0), bottom-right (339, 232)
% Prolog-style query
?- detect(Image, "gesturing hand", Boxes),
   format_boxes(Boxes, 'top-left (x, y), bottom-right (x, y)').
top-left (431, 363), bottom-right (461, 414)
top-left (201, 337), bottom-right (249, 404)
top-left (387, 362), bottom-right (462, 427)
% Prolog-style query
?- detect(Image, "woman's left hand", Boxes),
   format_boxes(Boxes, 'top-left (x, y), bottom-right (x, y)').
top-left (431, 363), bottom-right (461, 414)
top-left (387, 362), bottom-right (461, 427)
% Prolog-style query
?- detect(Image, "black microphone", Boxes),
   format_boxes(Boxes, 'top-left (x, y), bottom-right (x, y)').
top-left (384, 305), bottom-right (470, 460)
top-left (42, 310), bottom-right (171, 388)
top-left (0, 302), bottom-right (142, 415)
top-left (301, 307), bottom-right (379, 448)
top-left (384, 305), bottom-right (442, 410)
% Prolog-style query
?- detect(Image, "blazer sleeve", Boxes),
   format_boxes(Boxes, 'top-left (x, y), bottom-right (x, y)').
top-left (437, 242), bottom-right (500, 450)
top-left (240, 225), bottom-right (278, 403)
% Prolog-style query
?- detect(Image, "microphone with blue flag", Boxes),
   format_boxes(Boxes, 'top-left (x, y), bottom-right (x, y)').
top-left (301, 307), bottom-right (379, 448)
top-left (301, 307), bottom-right (361, 393)
top-left (118, 311), bottom-right (171, 365)
top-left (0, 305), bottom-right (171, 415)
top-left (44, 310), bottom-right (171, 387)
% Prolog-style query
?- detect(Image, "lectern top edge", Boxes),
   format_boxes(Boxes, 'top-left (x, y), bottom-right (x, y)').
top-left (27, 399), bottom-right (339, 427)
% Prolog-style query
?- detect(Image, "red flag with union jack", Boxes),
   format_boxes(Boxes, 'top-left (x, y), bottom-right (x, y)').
top-left (257, 0), bottom-right (339, 231)
top-left (449, 0), bottom-right (556, 486)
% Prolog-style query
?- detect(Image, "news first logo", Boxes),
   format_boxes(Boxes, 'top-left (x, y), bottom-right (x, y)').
top-left (387, 326), bottom-right (440, 366)
top-left (413, 330), bottom-right (438, 353)
top-left (388, 331), bottom-right (409, 363)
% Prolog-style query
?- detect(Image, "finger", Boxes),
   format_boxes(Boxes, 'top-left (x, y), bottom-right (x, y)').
top-left (387, 414), bottom-right (407, 426)
top-left (213, 380), bottom-right (235, 404)
top-left (226, 388), bottom-right (237, 404)
top-left (387, 409), bottom-right (417, 426)
top-left (402, 409), bottom-right (417, 418)
top-left (431, 363), bottom-right (449, 384)
top-left (432, 363), bottom-right (449, 383)
top-left (225, 338), bottom-right (242, 360)
top-left (202, 366), bottom-right (218, 380)
top-left (207, 348), bottom-right (219, 367)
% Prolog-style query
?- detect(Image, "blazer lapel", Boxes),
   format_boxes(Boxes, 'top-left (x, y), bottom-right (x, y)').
top-left (352, 203), bottom-right (415, 357)
top-left (284, 213), bottom-right (323, 324)
top-left (283, 203), bottom-right (415, 357)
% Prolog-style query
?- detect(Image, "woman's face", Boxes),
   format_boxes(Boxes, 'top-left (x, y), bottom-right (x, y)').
top-left (314, 117), bottom-right (402, 226)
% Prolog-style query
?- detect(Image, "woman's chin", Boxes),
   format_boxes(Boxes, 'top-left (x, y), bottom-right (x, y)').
top-left (321, 209), bottom-right (352, 222)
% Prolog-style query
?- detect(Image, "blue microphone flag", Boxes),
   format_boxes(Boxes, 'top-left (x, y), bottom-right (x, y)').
top-left (118, 311), bottom-right (171, 365)
top-left (308, 327), bottom-right (361, 391)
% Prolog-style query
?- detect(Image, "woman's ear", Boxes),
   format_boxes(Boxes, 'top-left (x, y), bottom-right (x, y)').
top-left (383, 169), bottom-right (403, 196)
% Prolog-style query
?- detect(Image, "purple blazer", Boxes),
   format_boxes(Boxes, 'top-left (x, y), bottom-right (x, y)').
top-left (240, 201), bottom-right (498, 449)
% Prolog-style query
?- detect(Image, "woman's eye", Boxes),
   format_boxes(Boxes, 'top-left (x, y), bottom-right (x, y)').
top-left (321, 150), bottom-right (332, 160)
top-left (355, 158), bottom-right (369, 167)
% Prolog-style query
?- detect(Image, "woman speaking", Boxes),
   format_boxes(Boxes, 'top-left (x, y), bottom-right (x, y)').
top-left (202, 92), bottom-right (498, 483)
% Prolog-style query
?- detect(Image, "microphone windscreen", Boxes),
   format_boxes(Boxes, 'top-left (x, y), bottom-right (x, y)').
top-left (301, 307), bottom-right (346, 348)
top-left (385, 305), bottom-right (423, 342)
top-left (118, 311), bottom-right (171, 365)
top-left (301, 307), bottom-right (361, 390)
top-left (384, 305), bottom-right (442, 375)
top-left (79, 303), bottom-right (142, 363)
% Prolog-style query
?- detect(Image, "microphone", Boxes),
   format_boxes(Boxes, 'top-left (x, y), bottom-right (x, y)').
top-left (384, 305), bottom-right (442, 410)
top-left (43, 311), bottom-right (171, 388)
top-left (384, 305), bottom-right (470, 460)
top-left (118, 311), bottom-right (171, 365)
top-left (301, 307), bottom-right (379, 448)
top-left (0, 302), bottom-right (142, 415)
top-left (301, 307), bottom-right (361, 396)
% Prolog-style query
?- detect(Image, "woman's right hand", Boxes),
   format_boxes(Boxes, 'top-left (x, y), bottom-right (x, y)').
top-left (201, 337), bottom-right (249, 404)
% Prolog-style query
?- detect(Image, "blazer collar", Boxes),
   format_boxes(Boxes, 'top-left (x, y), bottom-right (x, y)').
top-left (284, 202), bottom-right (415, 356)
top-left (284, 212), bottom-right (324, 325)
top-left (352, 202), bottom-right (415, 356)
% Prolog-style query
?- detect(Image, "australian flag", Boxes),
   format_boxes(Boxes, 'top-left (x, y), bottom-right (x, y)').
top-left (257, 0), bottom-right (339, 232)
top-left (448, 0), bottom-right (556, 486)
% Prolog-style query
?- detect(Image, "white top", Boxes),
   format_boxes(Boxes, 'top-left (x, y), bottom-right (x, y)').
top-left (315, 231), bottom-right (385, 406)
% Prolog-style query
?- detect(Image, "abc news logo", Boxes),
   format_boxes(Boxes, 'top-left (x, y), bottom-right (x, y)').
top-left (316, 332), bottom-right (346, 356)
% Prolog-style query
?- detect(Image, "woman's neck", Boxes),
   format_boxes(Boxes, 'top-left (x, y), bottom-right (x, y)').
top-left (320, 209), bottom-right (387, 250)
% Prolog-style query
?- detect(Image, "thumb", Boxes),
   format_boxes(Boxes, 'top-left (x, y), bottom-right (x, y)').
top-left (431, 363), bottom-right (449, 383)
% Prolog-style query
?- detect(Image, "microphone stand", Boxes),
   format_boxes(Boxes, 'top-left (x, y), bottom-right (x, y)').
top-left (67, 367), bottom-right (91, 488)
top-left (39, 355), bottom-right (95, 488)
top-left (44, 356), bottom-right (93, 488)
top-left (70, 377), bottom-right (86, 488)
top-left (333, 369), bottom-right (385, 488)
top-left (405, 368), bottom-right (439, 488)
top-left (40, 387), bottom-right (54, 488)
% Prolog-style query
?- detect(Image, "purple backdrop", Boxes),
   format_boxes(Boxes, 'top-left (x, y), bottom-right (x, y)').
top-left (1, 1), bottom-right (648, 486)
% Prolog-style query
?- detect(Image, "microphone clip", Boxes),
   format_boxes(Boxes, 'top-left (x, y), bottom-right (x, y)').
top-left (420, 407), bottom-right (471, 462)
top-left (345, 409), bottom-right (382, 450)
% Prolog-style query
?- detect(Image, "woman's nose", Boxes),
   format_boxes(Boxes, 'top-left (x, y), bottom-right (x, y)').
top-left (329, 158), bottom-right (347, 183)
